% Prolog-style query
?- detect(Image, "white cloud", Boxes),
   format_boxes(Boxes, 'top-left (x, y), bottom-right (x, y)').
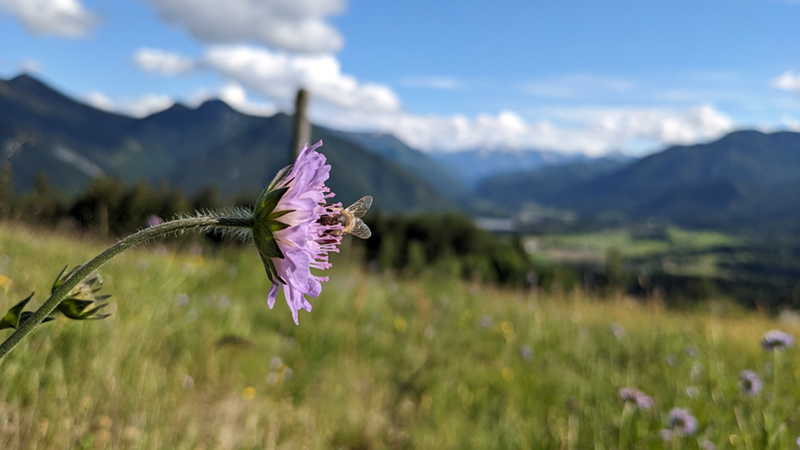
top-left (142, 0), bottom-right (345, 53)
top-left (772, 71), bottom-right (800, 93)
top-left (191, 45), bottom-right (400, 113)
top-left (85, 84), bottom-right (277, 119)
top-left (0, 0), bottom-right (97, 37)
top-left (400, 76), bottom-right (464, 90)
top-left (318, 104), bottom-right (733, 156)
top-left (132, 48), bottom-right (196, 76)
top-left (134, 46), bottom-right (399, 113)
top-left (132, 46), bottom-right (734, 155)
top-left (191, 83), bottom-right (278, 117)
top-left (84, 91), bottom-right (174, 118)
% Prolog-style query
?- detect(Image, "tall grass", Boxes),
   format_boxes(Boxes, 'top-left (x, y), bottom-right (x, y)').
top-left (0, 223), bottom-right (798, 449)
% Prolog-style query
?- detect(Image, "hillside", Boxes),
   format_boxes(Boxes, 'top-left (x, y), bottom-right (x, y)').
top-left (476, 156), bottom-right (633, 210)
top-left (479, 130), bottom-right (800, 231)
top-left (327, 130), bottom-right (467, 198)
top-left (562, 130), bottom-right (800, 228)
top-left (0, 74), bottom-right (452, 213)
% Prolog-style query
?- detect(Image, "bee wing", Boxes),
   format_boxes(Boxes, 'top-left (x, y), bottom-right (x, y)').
top-left (345, 195), bottom-right (373, 218)
top-left (349, 219), bottom-right (372, 239)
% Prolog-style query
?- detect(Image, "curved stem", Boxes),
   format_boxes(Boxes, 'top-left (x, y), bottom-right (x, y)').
top-left (0, 215), bottom-right (254, 360)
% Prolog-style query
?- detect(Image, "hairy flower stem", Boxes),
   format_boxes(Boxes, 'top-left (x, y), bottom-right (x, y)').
top-left (0, 215), bottom-right (254, 360)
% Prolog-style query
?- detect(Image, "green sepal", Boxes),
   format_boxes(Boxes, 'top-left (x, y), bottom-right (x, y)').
top-left (57, 299), bottom-right (94, 319)
top-left (268, 221), bottom-right (290, 233)
top-left (57, 298), bottom-right (111, 320)
top-left (51, 265), bottom-right (71, 293)
top-left (259, 253), bottom-right (286, 285)
top-left (266, 164), bottom-right (293, 192)
top-left (267, 209), bottom-right (292, 221)
top-left (0, 292), bottom-right (34, 330)
top-left (255, 187), bottom-right (289, 222)
top-left (254, 227), bottom-right (284, 259)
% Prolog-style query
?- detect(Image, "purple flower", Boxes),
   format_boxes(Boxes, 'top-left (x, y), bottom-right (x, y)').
top-left (739, 370), bottom-right (762, 396)
top-left (761, 330), bottom-right (794, 351)
top-left (667, 408), bottom-right (698, 436)
top-left (252, 141), bottom-right (345, 324)
top-left (619, 388), bottom-right (654, 410)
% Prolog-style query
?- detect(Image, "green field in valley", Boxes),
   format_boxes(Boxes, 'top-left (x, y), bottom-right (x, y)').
top-left (1, 223), bottom-right (799, 449)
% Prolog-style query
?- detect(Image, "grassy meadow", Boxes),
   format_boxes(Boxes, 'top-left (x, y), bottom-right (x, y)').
top-left (1, 222), bottom-right (799, 449)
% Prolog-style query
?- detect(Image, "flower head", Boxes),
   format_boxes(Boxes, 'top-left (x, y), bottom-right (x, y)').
top-left (619, 387), bottom-right (654, 410)
top-left (51, 265), bottom-right (111, 320)
top-left (739, 370), bottom-right (762, 396)
top-left (252, 141), bottom-right (346, 324)
top-left (761, 329), bottom-right (794, 351)
top-left (667, 408), bottom-right (698, 436)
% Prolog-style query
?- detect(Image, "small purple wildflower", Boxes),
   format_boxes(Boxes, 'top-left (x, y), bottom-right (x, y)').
top-left (619, 388), bottom-right (654, 410)
top-left (667, 408), bottom-right (698, 436)
top-left (761, 330), bottom-right (794, 351)
top-left (252, 141), bottom-right (344, 324)
top-left (739, 370), bottom-right (762, 396)
top-left (659, 429), bottom-right (673, 441)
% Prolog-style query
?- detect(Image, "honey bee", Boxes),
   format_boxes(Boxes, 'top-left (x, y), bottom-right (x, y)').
top-left (332, 195), bottom-right (373, 239)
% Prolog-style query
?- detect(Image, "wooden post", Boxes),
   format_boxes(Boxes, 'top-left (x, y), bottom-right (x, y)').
top-left (289, 88), bottom-right (310, 163)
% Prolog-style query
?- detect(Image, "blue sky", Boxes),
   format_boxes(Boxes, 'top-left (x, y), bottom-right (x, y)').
top-left (1, 0), bottom-right (800, 155)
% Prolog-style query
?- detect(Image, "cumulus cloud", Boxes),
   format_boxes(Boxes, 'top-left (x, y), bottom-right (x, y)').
top-left (204, 45), bottom-right (400, 112)
top-left (85, 83), bottom-right (277, 119)
top-left (142, 0), bottom-right (345, 53)
top-left (134, 45), bottom-right (400, 114)
top-left (131, 45), bottom-right (733, 155)
top-left (0, 0), bottom-right (97, 37)
top-left (772, 71), bottom-right (800, 93)
top-left (133, 48), bottom-right (196, 76)
top-left (191, 83), bottom-right (278, 117)
top-left (318, 104), bottom-right (733, 155)
top-left (84, 91), bottom-right (174, 118)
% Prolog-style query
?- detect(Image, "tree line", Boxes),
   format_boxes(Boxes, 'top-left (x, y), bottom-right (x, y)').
top-left (0, 167), bottom-right (542, 288)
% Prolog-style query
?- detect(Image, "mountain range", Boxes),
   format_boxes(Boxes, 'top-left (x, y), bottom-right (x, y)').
top-left (0, 74), bottom-right (454, 213)
top-left (3, 73), bottom-right (800, 232)
top-left (477, 129), bottom-right (800, 231)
